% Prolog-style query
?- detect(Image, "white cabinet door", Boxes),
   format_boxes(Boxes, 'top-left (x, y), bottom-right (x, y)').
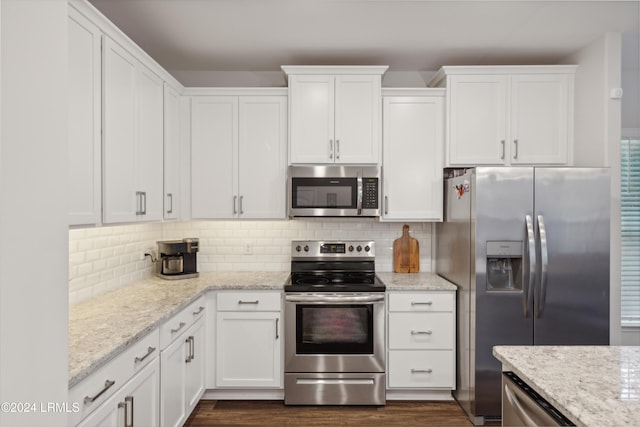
top-left (102, 37), bottom-right (138, 223)
top-left (77, 358), bottom-right (159, 427)
top-left (185, 318), bottom-right (206, 414)
top-left (160, 328), bottom-right (188, 427)
top-left (334, 75), bottom-right (380, 164)
top-left (216, 311), bottom-right (281, 388)
top-left (163, 83), bottom-right (181, 219)
top-left (510, 74), bottom-right (570, 164)
top-left (191, 94), bottom-right (287, 219)
top-left (288, 75), bottom-right (334, 164)
top-left (288, 73), bottom-right (381, 164)
top-left (447, 74), bottom-right (508, 166)
top-left (191, 96), bottom-right (238, 219)
top-left (136, 63), bottom-right (164, 222)
top-left (238, 96), bottom-right (287, 219)
top-left (102, 36), bottom-right (164, 224)
top-left (382, 95), bottom-right (443, 221)
top-left (68, 8), bottom-right (101, 226)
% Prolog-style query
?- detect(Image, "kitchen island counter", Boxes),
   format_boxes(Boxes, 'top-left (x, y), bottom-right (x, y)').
top-left (493, 345), bottom-right (640, 427)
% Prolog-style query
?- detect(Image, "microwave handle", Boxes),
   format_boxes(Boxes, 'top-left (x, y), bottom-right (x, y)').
top-left (356, 170), bottom-right (363, 215)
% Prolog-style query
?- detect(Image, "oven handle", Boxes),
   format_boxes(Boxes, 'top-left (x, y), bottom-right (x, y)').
top-left (285, 294), bottom-right (385, 304)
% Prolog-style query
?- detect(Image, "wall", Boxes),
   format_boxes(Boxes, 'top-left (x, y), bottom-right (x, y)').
top-left (562, 33), bottom-right (624, 345)
top-left (69, 219), bottom-right (434, 303)
top-left (0, 1), bottom-right (69, 426)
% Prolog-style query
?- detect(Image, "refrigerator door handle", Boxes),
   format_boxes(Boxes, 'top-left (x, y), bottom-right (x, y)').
top-left (536, 215), bottom-right (549, 318)
top-left (524, 215), bottom-right (536, 318)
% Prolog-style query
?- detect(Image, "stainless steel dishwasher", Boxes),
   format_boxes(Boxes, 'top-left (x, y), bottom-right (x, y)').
top-left (502, 372), bottom-right (575, 426)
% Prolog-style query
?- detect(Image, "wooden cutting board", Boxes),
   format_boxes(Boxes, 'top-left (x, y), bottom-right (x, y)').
top-left (393, 224), bottom-right (420, 273)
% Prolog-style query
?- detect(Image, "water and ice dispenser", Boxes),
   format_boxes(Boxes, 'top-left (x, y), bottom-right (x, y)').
top-left (486, 241), bottom-right (522, 291)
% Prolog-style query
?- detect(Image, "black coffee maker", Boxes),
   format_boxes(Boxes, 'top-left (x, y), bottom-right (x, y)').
top-left (156, 238), bottom-right (199, 280)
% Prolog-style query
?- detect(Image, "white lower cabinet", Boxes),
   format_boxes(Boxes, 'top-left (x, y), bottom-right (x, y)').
top-left (387, 291), bottom-right (456, 393)
top-left (160, 297), bottom-right (206, 427)
top-left (70, 330), bottom-right (160, 427)
top-left (215, 291), bottom-right (282, 388)
top-left (77, 358), bottom-right (159, 427)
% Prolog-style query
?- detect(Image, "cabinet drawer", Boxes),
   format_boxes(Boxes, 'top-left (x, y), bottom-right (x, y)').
top-left (388, 292), bottom-right (454, 312)
top-left (160, 295), bottom-right (206, 349)
top-left (69, 328), bottom-right (160, 425)
top-left (388, 312), bottom-right (454, 350)
top-left (388, 350), bottom-right (454, 389)
top-left (216, 291), bottom-right (281, 312)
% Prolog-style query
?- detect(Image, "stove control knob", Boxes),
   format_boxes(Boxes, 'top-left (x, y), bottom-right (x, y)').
top-left (364, 245), bottom-right (370, 252)
top-left (304, 245), bottom-right (310, 252)
top-left (295, 245), bottom-right (302, 252)
top-left (348, 245), bottom-right (354, 252)
top-left (356, 245), bottom-right (362, 252)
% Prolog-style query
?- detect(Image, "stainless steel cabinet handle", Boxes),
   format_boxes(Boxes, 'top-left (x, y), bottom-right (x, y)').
top-left (513, 139), bottom-right (519, 159)
top-left (411, 301), bottom-right (433, 306)
top-left (134, 346), bottom-right (156, 363)
top-left (135, 191), bottom-right (144, 215)
top-left (239, 195), bottom-right (244, 215)
top-left (411, 368), bottom-right (433, 374)
top-left (84, 379), bottom-right (115, 404)
top-left (384, 196), bottom-right (389, 215)
top-left (411, 330), bottom-right (433, 335)
top-left (501, 140), bottom-right (506, 160)
top-left (536, 215), bottom-right (549, 318)
top-left (233, 195), bottom-right (238, 214)
top-left (193, 306), bottom-right (205, 316)
top-left (125, 396), bottom-right (134, 427)
top-left (185, 336), bottom-right (194, 363)
top-left (170, 322), bottom-right (186, 334)
top-left (190, 336), bottom-right (195, 362)
top-left (275, 318), bottom-right (279, 340)
top-left (523, 215), bottom-right (536, 318)
top-left (238, 300), bottom-right (259, 305)
top-left (329, 139), bottom-right (333, 160)
top-left (336, 139), bottom-right (340, 160)
top-left (166, 193), bottom-right (173, 214)
top-left (140, 191), bottom-right (147, 215)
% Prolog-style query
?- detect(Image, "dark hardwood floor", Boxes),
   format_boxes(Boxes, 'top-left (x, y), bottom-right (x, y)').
top-left (184, 400), bottom-right (475, 426)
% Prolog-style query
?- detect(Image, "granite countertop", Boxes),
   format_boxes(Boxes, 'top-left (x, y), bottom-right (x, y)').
top-left (493, 345), bottom-right (640, 427)
top-left (69, 271), bottom-right (455, 388)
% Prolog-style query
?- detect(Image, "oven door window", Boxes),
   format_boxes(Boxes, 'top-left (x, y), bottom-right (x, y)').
top-left (291, 178), bottom-right (357, 209)
top-left (296, 304), bottom-right (373, 354)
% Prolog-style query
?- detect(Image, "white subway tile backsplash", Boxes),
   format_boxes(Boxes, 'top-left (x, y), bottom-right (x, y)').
top-left (69, 219), bottom-right (434, 304)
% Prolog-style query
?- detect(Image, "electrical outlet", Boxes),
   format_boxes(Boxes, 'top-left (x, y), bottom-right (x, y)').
top-left (244, 242), bottom-right (253, 255)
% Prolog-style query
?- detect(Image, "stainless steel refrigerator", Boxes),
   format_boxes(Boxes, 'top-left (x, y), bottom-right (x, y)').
top-left (436, 167), bottom-right (610, 425)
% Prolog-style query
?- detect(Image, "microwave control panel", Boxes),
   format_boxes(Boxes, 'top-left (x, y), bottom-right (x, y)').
top-left (362, 178), bottom-right (379, 209)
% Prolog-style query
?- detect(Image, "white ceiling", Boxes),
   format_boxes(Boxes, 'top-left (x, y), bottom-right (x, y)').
top-left (88, 0), bottom-right (639, 86)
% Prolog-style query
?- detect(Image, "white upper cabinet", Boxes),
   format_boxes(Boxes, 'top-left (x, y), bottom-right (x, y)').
top-left (382, 90), bottom-right (444, 221)
top-left (163, 83), bottom-right (182, 220)
top-left (68, 7), bottom-right (101, 226)
top-left (102, 37), bottom-right (164, 223)
top-left (190, 90), bottom-right (287, 219)
top-left (283, 66), bottom-right (387, 164)
top-left (430, 66), bottom-right (576, 166)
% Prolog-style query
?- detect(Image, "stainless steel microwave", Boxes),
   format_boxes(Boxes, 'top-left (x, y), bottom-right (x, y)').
top-left (288, 165), bottom-right (381, 217)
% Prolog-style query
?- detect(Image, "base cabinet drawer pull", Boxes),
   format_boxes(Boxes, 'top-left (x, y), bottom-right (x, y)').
top-left (193, 306), bottom-right (205, 316)
top-left (238, 300), bottom-right (259, 305)
top-left (410, 330), bottom-right (433, 335)
top-left (84, 379), bottom-right (115, 404)
top-left (171, 322), bottom-right (186, 334)
top-left (411, 301), bottom-right (433, 306)
top-left (134, 346), bottom-right (156, 363)
top-left (411, 368), bottom-right (433, 374)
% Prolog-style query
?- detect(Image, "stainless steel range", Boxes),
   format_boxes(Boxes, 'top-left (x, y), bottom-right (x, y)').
top-left (284, 240), bottom-right (386, 406)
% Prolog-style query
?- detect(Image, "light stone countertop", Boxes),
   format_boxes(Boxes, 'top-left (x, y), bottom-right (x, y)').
top-left (69, 271), bottom-right (454, 388)
top-left (493, 345), bottom-right (640, 427)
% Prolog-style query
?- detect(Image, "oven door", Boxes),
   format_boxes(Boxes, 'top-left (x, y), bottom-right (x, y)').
top-left (284, 293), bottom-right (385, 373)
